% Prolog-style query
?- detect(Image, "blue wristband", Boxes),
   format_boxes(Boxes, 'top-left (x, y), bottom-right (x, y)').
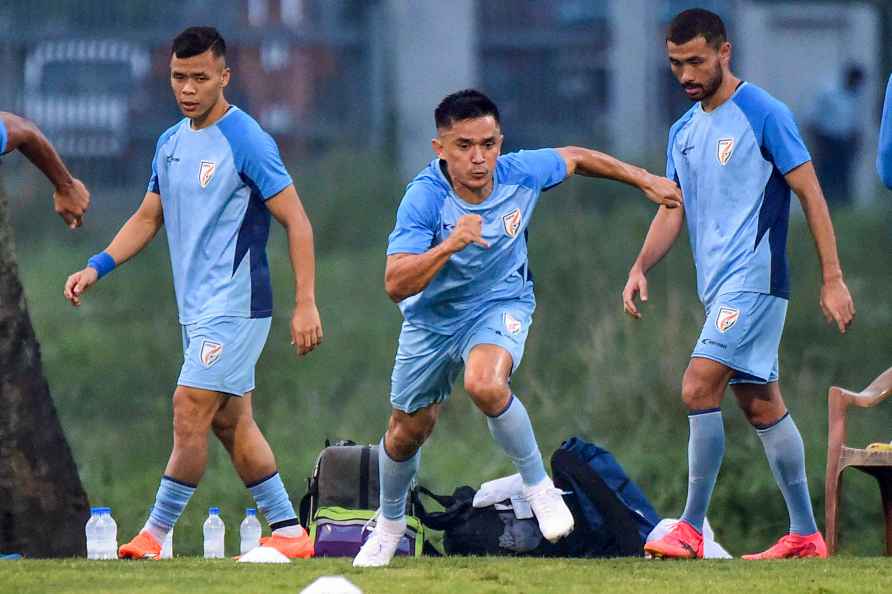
top-left (87, 252), bottom-right (116, 279)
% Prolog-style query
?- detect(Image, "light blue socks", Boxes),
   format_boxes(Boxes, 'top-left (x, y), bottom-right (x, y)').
top-left (379, 438), bottom-right (420, 520)
top-left (755, 413), bottom-right (818, 535)
top-left (486, 395), bottom-right (547, 487)
top-left (144, 475), bottom-right (196, 541)
top-left (680, 408), bottom-right (725, 532)
top-left (248, 471), bottom-right (300, 532)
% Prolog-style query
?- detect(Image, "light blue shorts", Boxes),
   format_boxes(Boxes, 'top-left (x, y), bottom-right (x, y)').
top-left (178, 316), bottom-right (272, 397)
top-left (691, 291), bottom-right (787, 384)
top-left (390, 299), bottom-right (535, 414)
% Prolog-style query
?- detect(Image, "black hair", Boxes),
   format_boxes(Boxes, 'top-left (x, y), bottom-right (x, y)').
top-left (171, 26), bottom-right (226, 59)
top-left (667, 9), bottom-right (727, 49)
top-left (434, 89), bottom-right (500, 130)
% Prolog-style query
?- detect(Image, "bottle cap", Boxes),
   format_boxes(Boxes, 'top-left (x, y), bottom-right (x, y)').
top-left (90, 507), bottom-right (100, 514)
top-left (245, 508), bottom-right (256, 516)
top-left (209, 506), bottom-right (221, 514)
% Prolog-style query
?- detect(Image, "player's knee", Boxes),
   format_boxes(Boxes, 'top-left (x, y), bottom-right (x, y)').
top-left (464, 374), bottom-right (510, 415)
top-left (387, 415), bottom-right (434, 459)
top-left (211, 415), bottom-right (238, 447)
top-left (681, 377), bottom-right (719, 411)
top-left (171, 394), bottom-right (213, 444)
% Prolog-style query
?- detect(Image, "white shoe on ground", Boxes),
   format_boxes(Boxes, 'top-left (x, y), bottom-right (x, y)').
top-left (524, 476), bottom-right (574, 543)
top-left (352, 514), bottom-right (406, 568)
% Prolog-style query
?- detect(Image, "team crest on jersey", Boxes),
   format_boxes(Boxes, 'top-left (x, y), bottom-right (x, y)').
top-left (503, 312), bottom-right (522, 336)
top-left (715, 306), bottom-right (740, 333)
top-left (199, 160), bottom-right (216, 188)
top-left (717, 138), bottom-right (735, 166)
top-left (200, 340), bottom-right (223, 367)
top-left (502, 208), bottom-right (522, 238)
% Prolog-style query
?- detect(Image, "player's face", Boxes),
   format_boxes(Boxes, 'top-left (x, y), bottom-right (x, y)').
top-left (667, 36), bottom-right (729, 102)
top-left (170, 49), bottom-right (230, 122)
top-left (433, 116), bottom-right (503, 196)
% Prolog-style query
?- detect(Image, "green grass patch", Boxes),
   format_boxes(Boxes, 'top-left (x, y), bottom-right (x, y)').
top-left (4, 557), bottom-right (891, 594)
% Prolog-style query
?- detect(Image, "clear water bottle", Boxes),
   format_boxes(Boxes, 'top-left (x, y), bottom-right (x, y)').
top-left (203, 507), bottom-right (225, 559)
top-left (160, 528), bottom-right (173, 559)
top-left (96, 507), bottom-right (118, 560)
top-left (239, 508), bottom-right (262, 555)
top-left (85, 507), bottom-right (101, 559)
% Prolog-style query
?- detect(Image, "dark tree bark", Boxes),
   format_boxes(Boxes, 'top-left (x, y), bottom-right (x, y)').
top-left (0, 182), bottom-right (89, 557)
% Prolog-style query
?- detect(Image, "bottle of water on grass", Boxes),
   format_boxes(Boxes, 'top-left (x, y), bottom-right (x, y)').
top-left (240, 508), bottom-right (262, 555)
top-left (96, 508), bottom-right (118, 560)
top-left (203, 507), bottom-right (225, 559)
top-left (85, 507), bottom-right (100, 559)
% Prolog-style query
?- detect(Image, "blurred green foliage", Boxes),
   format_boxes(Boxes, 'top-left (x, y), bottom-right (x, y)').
top-left (3, 152), bottom-right (891, 557)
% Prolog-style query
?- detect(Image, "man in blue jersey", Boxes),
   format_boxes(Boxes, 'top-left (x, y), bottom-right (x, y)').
top-left (353, 89), bottom-right (683, 567)
top-left (877, 72), bottom-right (892, 188)
top-left (0, 112), bottom-right (90, 227)
top-left (625, 10), bottom-right (855, 560)
top-left (63, 27), bottom-right (321, 560)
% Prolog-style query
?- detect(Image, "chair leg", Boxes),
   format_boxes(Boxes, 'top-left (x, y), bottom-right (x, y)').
top-left (879, 471), bottom-right (892, 557)
top-left (825, 469), bottom-right (844, 555)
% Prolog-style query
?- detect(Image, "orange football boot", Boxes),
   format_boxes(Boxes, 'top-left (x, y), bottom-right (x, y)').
top-left (118, 530), bottom-right (162, 560)
top-left (742, 532), bottom-right (828, 560)
top-left (258, 528), bottom-right (314, 559)
top-left (644, 520), bottom-right (704, 559)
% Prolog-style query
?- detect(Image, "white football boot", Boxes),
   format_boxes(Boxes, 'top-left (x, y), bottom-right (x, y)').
top-left (352, 514), bottom-right (406, 568)
top-left (524, 476), bottom-right (574, 543)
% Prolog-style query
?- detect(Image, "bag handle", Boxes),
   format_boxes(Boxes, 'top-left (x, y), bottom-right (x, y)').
top-left (359, 446), bottom-right (370, 509)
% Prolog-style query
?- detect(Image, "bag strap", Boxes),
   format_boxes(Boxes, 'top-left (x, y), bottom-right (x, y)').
top-left (411, 485), bottom-right (471, 531)
top-left (359, 445), bottom-right (371, 509)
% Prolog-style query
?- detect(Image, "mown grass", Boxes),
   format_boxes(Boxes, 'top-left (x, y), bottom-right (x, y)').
top-left (4, 153), bottom-right (892, 558)
top-left (4, 557), bottom-right (891, 594)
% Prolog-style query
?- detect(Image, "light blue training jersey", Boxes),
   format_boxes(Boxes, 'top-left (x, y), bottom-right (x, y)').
top-left (877, 73), bottom-right (892, 188)
top-left (667, 82), bottom-right (811, 307)
top-left (387, 149), bottom-right (568, 334)
top-left (0, 117), bottom-right (7, 154)
top-left (148, 106), bottom-right (293, 324)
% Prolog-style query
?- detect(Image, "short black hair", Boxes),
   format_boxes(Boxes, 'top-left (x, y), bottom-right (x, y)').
top-left (435, 89), bottom-right (500, 131)
top-left (171, 26), bottom-right (226, 59)
top-left (667, 9), bottom-right (727, 49)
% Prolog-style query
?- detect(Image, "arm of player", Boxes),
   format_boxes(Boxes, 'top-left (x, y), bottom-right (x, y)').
top-left (385, 214), bottom-right (488, 303)
top-left (63, 191), bottom-right (163, 306)
top-left (556, 146), bottom-right (682, 209)
top-left (877, 74), bottom-right (892, 189)
top-left (266, 184), bottom-right (323, 357)
top-left (622, 206), bottom-right (685, 319)
top-left (1, 111), bottom-right (90, 229)
top-left (785, 162), bottom-right (854, 333)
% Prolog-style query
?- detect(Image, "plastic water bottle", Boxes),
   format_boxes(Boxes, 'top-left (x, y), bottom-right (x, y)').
top-left (239, 508), bottom-right (262, 555)
top-left (96, 507), bottom-right (118, 560)
top-left (203, 507), bottom-right (225, 559)
top-left (160, 528), bottom-right (173, 559)
top-left (85, 507), bottom-right (101, 559)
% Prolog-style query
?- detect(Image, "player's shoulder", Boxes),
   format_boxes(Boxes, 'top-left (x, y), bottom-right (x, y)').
top-left (155, 118), bottom-right (187, 150)
top-left (731, 82), bottom-right (795, 125)
top-left (405, 160), bottom-right (450, 200)
top-left (496, 148), bottom-right (559, 185)
top-left (216, 107), bottom-right (271, 146)
top-left (669, 104), bottom-right (698, 139)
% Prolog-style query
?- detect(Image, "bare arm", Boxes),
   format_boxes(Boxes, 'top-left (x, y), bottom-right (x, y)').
top-left (63, 192), bottom-right (163, 305)
top-left (785, 161), bottom-right (854, 333)
top-left (622, 205), bottom-right (685, 319)
top-left (1, 111), bottom-right (90, 228)
top-left (266, 184), bottom-right (323, 357)
top-left (385, 214), bottom-right (487, 302)
top-left (556, 146), bottom-right (682, 208)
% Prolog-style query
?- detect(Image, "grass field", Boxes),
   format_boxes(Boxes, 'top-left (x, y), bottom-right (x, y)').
top-left (4, 557), bottom-right (891, 594)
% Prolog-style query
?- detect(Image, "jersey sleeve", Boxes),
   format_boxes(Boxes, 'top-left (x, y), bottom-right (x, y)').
top-left (507, 148), bottom-right (568, 191)
top-left (877, 73), bottom-right (892, 189)
top-left (147, 156), bottom-right (160, 194)
top-left (762, 104), bottom-right (811, 175)
top-left (0, 117), bottom-right (7, 155)
top-left (236, 129), bottom-right (293, 200)
top-left (386, 184), bottom-right (439, 256)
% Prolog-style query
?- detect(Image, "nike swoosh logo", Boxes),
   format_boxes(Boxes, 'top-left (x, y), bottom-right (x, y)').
top-left (681, 145), bottom-right (695, 155)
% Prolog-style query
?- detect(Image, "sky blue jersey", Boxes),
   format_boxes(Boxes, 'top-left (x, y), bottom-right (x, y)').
top-left (148, 107), bottom-right (293, 324)
top-left (877, 73), bottom-right (892, 189)
top-left (387, 149), bottom-right (568, 334)
top-left (0, 117), bottom-right (7, 154)
top-left (667, 82), bottom-right (810, 307)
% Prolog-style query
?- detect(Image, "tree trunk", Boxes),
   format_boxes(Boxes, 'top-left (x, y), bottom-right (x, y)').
top-left (0, 181), bottom-right (89, 557)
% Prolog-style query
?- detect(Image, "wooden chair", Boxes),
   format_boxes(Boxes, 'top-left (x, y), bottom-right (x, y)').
top-left (825, 366), bottom-right (892, 555)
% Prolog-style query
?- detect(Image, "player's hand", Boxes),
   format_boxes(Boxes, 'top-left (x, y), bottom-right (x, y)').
top-left (445, 214), bottom-right (489, 252)
top-left (290, 300), bottom-right (323, 357)
top-left (640, 173), bottom-right (682, 209)
top-left (63, 266), bottom-right (98, 306)
top-left (819, 276), bottom-right (855, 334)
top-left (53, 178), bottom-right (90, 229)
top-left (622, 267), bottom-right (648, 320)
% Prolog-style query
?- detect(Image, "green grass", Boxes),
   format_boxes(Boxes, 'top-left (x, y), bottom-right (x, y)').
top-left (4, 557), bottom-right (891, 594)
top-left (4, 157), bottom-right (892, 558)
